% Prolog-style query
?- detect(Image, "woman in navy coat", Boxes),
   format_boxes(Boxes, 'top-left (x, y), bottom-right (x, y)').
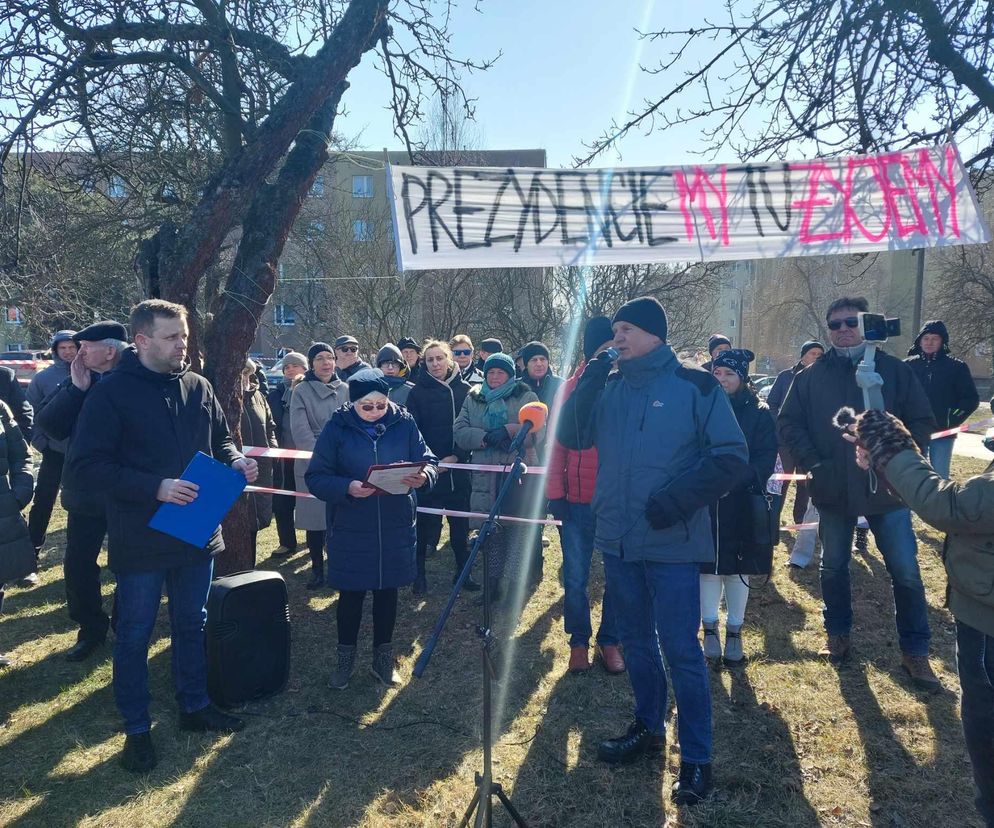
top-left (305, 369), bottom-right (437, 690)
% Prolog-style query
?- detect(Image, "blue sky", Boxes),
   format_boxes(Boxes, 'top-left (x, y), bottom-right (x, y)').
top-left (336, 0), bottom-right (732, 168)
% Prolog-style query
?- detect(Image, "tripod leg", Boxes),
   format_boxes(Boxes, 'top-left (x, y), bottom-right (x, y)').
top-left (456, 784), bottom-right (482, 828)
top-left (494, 784), bottom-right (529, 827)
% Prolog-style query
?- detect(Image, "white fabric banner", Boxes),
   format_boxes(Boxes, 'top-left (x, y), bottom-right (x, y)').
top-left (386, 144), bottom-right (990, 271)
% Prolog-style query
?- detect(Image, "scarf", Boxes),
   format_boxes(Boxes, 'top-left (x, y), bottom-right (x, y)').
top-left (480, 376), bottom-right (517, 430)
top-left (428, 364), bottom-right (460, 388)
top-left (835, 343), bottom-right (867, 363)
top-left (304, 368), bottom-right (338, 386)
top-left (280, 377), bottom-right (295, 408)
top-left (382, 374), bottom-right (409, 391)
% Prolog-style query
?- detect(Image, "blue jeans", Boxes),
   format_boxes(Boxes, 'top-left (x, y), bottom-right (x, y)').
top-left (603, 556), bottom-right (711, 764)
top-left (561, 502), bottom-right (618, 647)
top-left (926, 435), bottom-right (956, 479)
top-left (114, 559), bottom-right (214, 735)
top-left (957, 621), bottom-right (994, 827)
top-left (818, 507), bottom-right (930, 656)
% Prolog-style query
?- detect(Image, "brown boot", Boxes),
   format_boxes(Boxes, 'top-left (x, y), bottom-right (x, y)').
top-left (819, 635), bottom-right (851, 666)
top-left (598, 644), bottom-right (626, 675)
top-left (568, 646), bottom-right (591, 674)
top-left (901, 653), bottom-right (941, 691)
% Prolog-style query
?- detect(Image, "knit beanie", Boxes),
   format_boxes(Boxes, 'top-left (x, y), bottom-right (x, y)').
top-left (397, 336), bottom-right (420, 353)
top-left (281, 351), bottom-right (308, 370)
top-left (479, 338), bottom-right (503, 354)
top-left (712, 348), bottom-right (755, 382)
top-left (483, 352), bottom-right (515, 380)
top-left (707, 333), bottom-right (732, 355)
top-left (307, 341), bottom-right (334, 367)
top-left (613, 297), bottom-right (668, 342)
top-left (376, 343), bottom-right (405, 367)
top-left (348, 367), bottom-right (390, 402)
top-left (583, 316), bottom-right (614, 361)
top-left (799, 340), bottom-right (825, 358)
top-left (519, 341), bottom-right (550, 366)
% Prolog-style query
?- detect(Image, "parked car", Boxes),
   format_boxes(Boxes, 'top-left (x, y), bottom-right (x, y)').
top-left (263, 357), bottom-right (285, 388)
top-left (0, 350), bottom-right (53, 385)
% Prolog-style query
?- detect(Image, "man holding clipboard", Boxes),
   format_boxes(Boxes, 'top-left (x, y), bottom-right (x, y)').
top-left (70, 300), bottom-right (258, 774)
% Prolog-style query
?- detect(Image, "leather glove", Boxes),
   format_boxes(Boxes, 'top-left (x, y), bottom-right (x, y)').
top-left (547, 498), bottom-right (569, 522)
top-left (483, 427), bottom-right (509, 448)
top-left (645, 488), bottom-right (683, 530)
top-left (579, 353), bottom-right (612, 389)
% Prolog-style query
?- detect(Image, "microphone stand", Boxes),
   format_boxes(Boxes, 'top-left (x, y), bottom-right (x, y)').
top-left (414, 426), bottom-right (532, 828)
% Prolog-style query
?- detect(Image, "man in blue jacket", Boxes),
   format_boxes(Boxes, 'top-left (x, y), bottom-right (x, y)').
top-left (559, 296), bottom-right (749, 806)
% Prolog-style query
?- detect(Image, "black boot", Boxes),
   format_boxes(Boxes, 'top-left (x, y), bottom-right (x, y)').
top-left (120, 731), bottom-right (157, 773)
top-left (852, 526), bottom-right (869, 555)
top-left (671, 761), bottom-right (713, 805)
top-left (305, 570), bottom-right (325, 590)
top-left (597, 719), bottom-right (665, 764)
top-left (179, 704), bottom-right (245, 734)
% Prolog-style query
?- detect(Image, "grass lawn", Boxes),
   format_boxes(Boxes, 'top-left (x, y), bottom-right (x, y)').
top-left (0, 456), bottom-right (989, 827)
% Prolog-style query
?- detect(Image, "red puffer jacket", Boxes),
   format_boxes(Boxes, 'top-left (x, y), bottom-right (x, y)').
top-left (545, 361), bottom-right (599, 504)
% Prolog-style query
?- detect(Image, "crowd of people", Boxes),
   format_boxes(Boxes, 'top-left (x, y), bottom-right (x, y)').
top-left (0, 295), bottom-right (991, 824)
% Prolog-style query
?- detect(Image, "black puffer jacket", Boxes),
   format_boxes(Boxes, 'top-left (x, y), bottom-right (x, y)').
top-left (766, 362), bottom-right (804, 417)
top-left (0, 400), bottom-right (35, 571)
top-left (406, 365), bottom-right (472, 508)
top-left (0, 367), bottom-right (33, 441)
top-left (69, 348), bottom-right (242, 573)
top-left (903, 352), bottom-right (979, 430)
top-left (778, 347), bottom-right (935, 515)
top-left (707, 390), bottom-right (779, 575)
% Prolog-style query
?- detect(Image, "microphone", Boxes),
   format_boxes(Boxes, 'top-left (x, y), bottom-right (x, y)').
top-left (597, 347), bottom-right (619, 362)
top-left (374, 423), bottom-right (386, 438)
top-left (507, 401), bottom-right (548, 455)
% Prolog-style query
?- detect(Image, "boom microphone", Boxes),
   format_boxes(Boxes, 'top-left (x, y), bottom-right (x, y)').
top-left (507, 401), bottom-right (548, 455)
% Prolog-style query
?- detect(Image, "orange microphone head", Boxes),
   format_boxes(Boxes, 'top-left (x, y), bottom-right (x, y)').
top-left (519, 401), bottom-right (548, 430)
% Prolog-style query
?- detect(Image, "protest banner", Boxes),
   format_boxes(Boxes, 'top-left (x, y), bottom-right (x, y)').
top-left (387, 144), bottom-right (990, 271)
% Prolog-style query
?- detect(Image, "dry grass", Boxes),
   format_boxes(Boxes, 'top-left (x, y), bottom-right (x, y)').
top-left (0, 456), bottom-right (989, 827)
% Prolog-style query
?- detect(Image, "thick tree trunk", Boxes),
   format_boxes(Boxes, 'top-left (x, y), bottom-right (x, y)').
top-left (211, 86), bottom-right (347, 575)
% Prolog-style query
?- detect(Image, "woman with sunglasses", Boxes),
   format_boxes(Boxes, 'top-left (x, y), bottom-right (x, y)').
top-left (454, 352), bottom-right (542, 601)
top-left (406, 340), bottom-right (478, 595)
top-left (290, 342), bottom-right (347, 589)
top-left (305, 368), bottom-right (438, 689)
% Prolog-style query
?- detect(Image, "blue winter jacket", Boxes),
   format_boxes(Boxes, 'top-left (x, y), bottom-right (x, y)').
top-left (305, 402), bottom-right (438, 590)
top-left (559, 343), bottom-right (749, 564)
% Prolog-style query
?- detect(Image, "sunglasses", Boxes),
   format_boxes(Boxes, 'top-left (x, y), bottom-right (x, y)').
top-left (359, 402), bottom-right (388, 412)
top-left (337, 346), bottom-right (359, 353)
top-left (827, 317), bottom-right (860, 331)
top-left (452, 348), bottom-right (473, 356)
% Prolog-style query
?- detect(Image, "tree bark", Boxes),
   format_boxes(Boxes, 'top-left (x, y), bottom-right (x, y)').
top-left (211, 85), bottom-right (348, 575)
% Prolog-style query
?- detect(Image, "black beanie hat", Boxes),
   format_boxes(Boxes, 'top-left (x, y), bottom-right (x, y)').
top-left (712, 348), bottom-right (755, 382)
top-left (519, 341), bottom-right (550, 366)
top-left (74, 320), bottom-right (128, 343)
top-left (583, 316), bottom-right (614, 361)
top-left (708, 333), bottom-right (732, 355)
top-left (800, 340), bottom-right (825, 358)
top-left (397, 336), bottom-right (420, 353)
top-left (307, 341), bottom-right (334, 367)
top-left (613, 297), bottom-right (668, 342)
top-left (479, 338), bottom-right (503, 354)
top-left (348, 367), bottom-right (390, 402)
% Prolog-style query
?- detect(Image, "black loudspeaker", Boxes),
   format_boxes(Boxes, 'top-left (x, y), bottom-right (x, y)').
top-left (206, 570), bottom-right (291, 707)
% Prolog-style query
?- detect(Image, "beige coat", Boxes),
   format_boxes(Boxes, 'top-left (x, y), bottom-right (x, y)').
top-left (290, 376), bottom-right (347, 530)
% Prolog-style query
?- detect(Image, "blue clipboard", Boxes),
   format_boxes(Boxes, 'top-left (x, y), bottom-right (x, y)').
top-left (148, 452), bottom-right (247, 549)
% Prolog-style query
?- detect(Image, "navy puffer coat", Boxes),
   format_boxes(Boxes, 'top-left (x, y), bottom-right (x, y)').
top-left (305, 402), bottom-right (438, 591)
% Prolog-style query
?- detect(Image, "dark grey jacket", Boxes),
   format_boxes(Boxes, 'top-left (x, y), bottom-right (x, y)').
top-left (27, 358), bottom-right (72, 452)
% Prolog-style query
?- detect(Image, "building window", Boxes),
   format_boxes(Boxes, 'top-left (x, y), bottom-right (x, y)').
top-left (353, 219), bottom-right (373, 242)
top-left (274, 304), bottom-right (296, 326)
top-left (4, 307), bottom-right (23, 325)
top-left (352, 175), bottom-right (373, 198)
top-left (107, 175), bottom-right (126, 198)
top-left (729, 319), bottom-right (736, 328)
top-left (310, 176), bottom-right (325, 197)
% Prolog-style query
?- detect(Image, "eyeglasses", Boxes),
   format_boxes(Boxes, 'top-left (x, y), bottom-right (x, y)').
top-left (827, 317), bottom-right (860, 331)
top-left (452, 348), bottom-right (473, 356)
top-left (337, 346), bottom-right (359, 353)
top-left (359, 402), bottom-right (388, 412)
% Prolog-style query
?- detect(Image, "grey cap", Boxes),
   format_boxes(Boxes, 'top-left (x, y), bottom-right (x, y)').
top-left (334, 335), bottom-right (359, 349)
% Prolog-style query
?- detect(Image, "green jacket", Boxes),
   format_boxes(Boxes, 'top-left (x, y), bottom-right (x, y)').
top-left (885, 450), bottom-right (994, 637)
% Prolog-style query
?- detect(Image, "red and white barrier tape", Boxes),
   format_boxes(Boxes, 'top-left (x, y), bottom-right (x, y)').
top-left (782, 521), bottom-right (819, 530)
top-left (242, 446), bottom-right (547, 475)
top-left (243, 484), bottom-right (560, 526)
top-left (769, 473), bottom-right (808, 481)
top-left (930, 417), bottom-right (994, 440)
